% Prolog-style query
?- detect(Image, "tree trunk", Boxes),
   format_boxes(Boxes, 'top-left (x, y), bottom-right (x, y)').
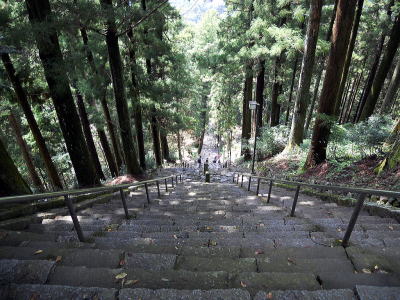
top-left (8, 113), bottom-right (45, 192)
top-left (287, 0), bottom-right (322, 150)
top-left (285, 53), bottom-right (300, 125)
top-left (241, 63), bottom-right (253, 160)
top-left (127, 29), bottom-right (146, 170)
top-left (99, 92), bottom-right (122, 173)
top-left (100, 0), bottom-right (141, 175)
top-left (335, 0), bottom-right (364, 116)
top-left (198, 93), bottom-right (207, 155)
top-left (340, 71), bottom-right (357, 123)
top-left (381, 58), bottom-right (400, 114)
top-left (359, 13), bottom-right (400, 121)
top-left (305, 0), bottom-right (358, 168)
top-left (255, 60), bottom-right (265, 135)
top-left (0, 137), bottom-right (32, 196)
top-left (151, 114), bottom-right (162, 167)
top-left (160, 131), bottom-right (171, 162)
top-left (1, 53), bottom-right (63, 190)
top-left (270, 53), bottom-right (283, 127)
top-left (75, 91), bottom-right (105, 180)
top-left (375, 119), bottom-right (400, 174)
top-left (97, 128), bottom-right (118, 177)
top-left (304, 66), bottom-right (322, 136)
top-left (26, 0), bottom-right (100, 187)
top-left (177, 130), bottom-right (182, 161)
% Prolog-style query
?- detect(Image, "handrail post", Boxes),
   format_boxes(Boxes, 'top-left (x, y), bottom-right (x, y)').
top-left (144, 183), bottom-right (150, 204)
top-left (180, 174), bottom-right (182, 182)
top-left (64, 195), bottom-right (85, 242)
top-left (232, 174), bottom-right (235, 183)
top-left (171, 176), bottom-right (174, 188)
top-left (290, 185), bottom-right (301, 217)
top-left (342, 193), bottom-right (366, 247)
top-left (256, 178), bottom-right (261, 196)
top-left (120, 189), bottom-right (129, 219)
top-left (267, 180), bottom-right (273, 203)
top-left (165, 178), bottom-right (168, 192)
top-left (176, 175), bottom-right (179, 184)
top-left (248, 176), bottom-right (252, 191)
top-left (241, 175), bottom-right (244, 187)
top-left (156, 180), bottom-right (161, 198)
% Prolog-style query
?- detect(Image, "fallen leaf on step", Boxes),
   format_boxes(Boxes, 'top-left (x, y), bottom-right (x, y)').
top-left (206, 226), bottom-right (213, 231)
top-left (287, 257), bottom-right (296, 265)
top-left (255, 249), bottom-right (264, 255)
top-left (374, 265), bottom-right (379, 270)
top-left (34, 250), bottom-right (43, 255)
top-left (336, 227), bottom-right (342, 232)
top-left (361, 268), bottom-right (371, 274)
top-left (266, 292), bottom-right (273, 299)
top-left (240, 281), bottom-right (247, 287)
top-left (115, 272), bottom-right (128, 280)
top-left (173, 234), bottom-right (178, 239)
top-left (125, 279), bottom-right (139, 286)
top-left (161, 278), bottom-right (169, 281)
top-left (55, 256), bottom-right (62, 263)
top-left (0, 232), bottom-right (7, 240)
top-left (119, 259), bottom-right (125, 266)
top-left (29, 293), bottom-right (40, 300)
top-left (389, 226), bottom-right (394, 231)
top-left (210, 241), bottom-right (217, 246)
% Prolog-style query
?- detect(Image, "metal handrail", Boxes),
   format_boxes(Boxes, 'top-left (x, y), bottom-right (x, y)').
top-left (232, 172), bottom-right (399, 247)
top-left (0, 173), bottom-right (184, 243)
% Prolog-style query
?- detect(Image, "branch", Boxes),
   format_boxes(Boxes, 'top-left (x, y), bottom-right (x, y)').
top-left (117, 0), bottom-right (168, 37)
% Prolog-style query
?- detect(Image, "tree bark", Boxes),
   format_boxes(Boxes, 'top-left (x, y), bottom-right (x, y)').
top-left (304, 66), bottom-right (322, 136)
top-left (8, 113), bottom-right (45, 192)
top-left (97, 128), bottom-right (118, 177)
top-left (160, 131), bottom-right (171, 162)
top-left (335, 0), bottom-right (364, 116)
top-left (26, 0), bottom-right (100, 187)
top-left (305, 0), bottom-right (358, 168)
top-left (0, 137), bottom-right (32, 196)
top-left (359, 13), bottom-right (400, 121)
top-left (151, 114), bottom-right (162, 167)
top-left (241, 63), bottom-right (253, 159)
top-left (287, 0), bottom-right (322, 150)
top-left (1, 53), bottom-right (63, 190)
top-left (255, 60), bottom-right (265, 136)
top-left (285, 53), bottom-right (300, 125)
top-left (75, 91), bottom-right (105, 180)
top-left (381, 58), bottom-right (400, 114)
top-left (100, 0), bottom-right (141, 175)
top-left (270, 53), bottom-right (283, 127)
top-left (127, 29), bottom-right (146, 170)
top-left (100, 92), bottom-right (122, 173)
top-left (375, 119), bottom-right (400, 174)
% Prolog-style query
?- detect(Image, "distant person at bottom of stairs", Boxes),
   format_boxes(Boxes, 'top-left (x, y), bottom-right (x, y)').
top-left (197, 156), bottom-right (202, 168)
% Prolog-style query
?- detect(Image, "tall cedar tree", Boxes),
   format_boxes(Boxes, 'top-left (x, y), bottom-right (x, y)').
top-left (381, 58), bottom-right (400, 113)
top-left (287, 0), bottom-right (322, 149)
top-left (100, 0), bottom-right (142, 175)
top-left (305, 0), bottom-right (358, 168)
top-left (0, 137), bottom-right (32, 196)
top-left (8, 112), bottom-right (45, 192)
top-left (359, 12), bottom-right (400, 121)
top-left (1, 53), bottom-right (63, 190)
top-left (25, 0), bottom-right (100, 187)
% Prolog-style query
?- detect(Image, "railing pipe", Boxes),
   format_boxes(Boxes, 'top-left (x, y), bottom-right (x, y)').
top-left (144, 183), bottom-right (150, 204)
top-left (165, 178), bottom-right (168, 191)
top-left (290, 185), bottom-right (301, 217)
top-left (64, 195), bottom-right (85, 242)
top-left (256, 178), bottom-right (261, 196)
top-left (342, 193), bottom-right (366, 247)
top-left (156, 180), bottom-right (161, 198)
top-left (248, 176), bottom-right (252, 191)
top-left (241, 175), bottom-right (244, 187)
top-left (267, 180), bottom-right (273, 203)
top-left (119, 189), bottom-right (129, 219)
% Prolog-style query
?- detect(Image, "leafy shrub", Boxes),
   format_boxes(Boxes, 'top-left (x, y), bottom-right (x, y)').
top-left (257, 125), bottom-right (289, 159)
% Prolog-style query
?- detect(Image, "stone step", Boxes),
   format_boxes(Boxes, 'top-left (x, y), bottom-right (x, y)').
top-left (253, 289), bottom-right (356, 300)
top-left (0, 247), bottom-right (122, 268)
top-left (318, 272), bottom-right (400, 289)
top-left (1, 284), bottom-right (117, 300)
top-left (356, 285), bottom-right (400, 300)
top-left (0, 259), bottom-right (54, 285)
top-left (240, 246), bottom-right (347, 259)
top-left (48, 266), bottom-right (229, 290)
top-left (119, 288), bottom-right (250, 299)
top-left (175, 256), bottom-right (256, 273)
top-left (94, 237), bottom-right (210, 248)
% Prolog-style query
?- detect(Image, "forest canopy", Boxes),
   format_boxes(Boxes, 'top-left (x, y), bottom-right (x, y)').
top-left (0, 0), bottom-right (399, 196)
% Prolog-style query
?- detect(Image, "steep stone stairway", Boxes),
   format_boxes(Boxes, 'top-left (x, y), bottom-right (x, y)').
top-left (1, 172), bottom-right (400, 299)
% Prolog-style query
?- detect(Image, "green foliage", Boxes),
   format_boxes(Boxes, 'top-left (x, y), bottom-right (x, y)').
top-left (257, 125), bottom-right (289, 159)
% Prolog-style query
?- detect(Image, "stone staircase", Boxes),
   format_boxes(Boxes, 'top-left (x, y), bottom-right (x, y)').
top-left (1, 171), bottom-right (400, 299)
